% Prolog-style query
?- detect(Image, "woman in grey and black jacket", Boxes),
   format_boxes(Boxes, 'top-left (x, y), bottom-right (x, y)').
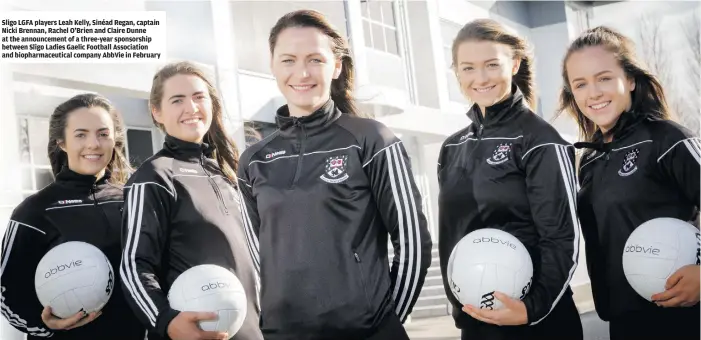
top-left (119, 61), bottom-right (262, 340)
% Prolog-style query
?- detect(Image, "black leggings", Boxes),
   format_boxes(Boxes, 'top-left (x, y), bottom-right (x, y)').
top-left (461, 294), bottom-right (583, 340)
top-left (608, 304), bottom-right (700, 340)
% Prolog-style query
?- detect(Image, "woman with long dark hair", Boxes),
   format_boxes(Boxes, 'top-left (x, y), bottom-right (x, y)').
top-left (236, 9), bottom-right (432, 340)
top-left (561, 26), bottom-right (699, 339)
top-left (1, 93), bottom-right (145, 339)
top-left (119, 61), bottom-right (262, 340)
top-left (437, 19), bottom-right (583, 340)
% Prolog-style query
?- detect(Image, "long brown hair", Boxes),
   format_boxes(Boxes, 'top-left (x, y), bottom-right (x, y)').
top-left (559, 26), bottom-right (672, 142)
top-left (47, 93), bottom-right (132, 185)
top-left (451, 18), bottom-right (536, 110)
top-left (269, 9), bottom-right (366, 117)
top-left (149, 61), bottom-right (239, 183)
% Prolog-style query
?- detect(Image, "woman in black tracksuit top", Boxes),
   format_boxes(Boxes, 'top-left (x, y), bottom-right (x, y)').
top-left (560, 26), bottom-right (699, 339)
top-left (119, 62), bottom-right (262, 340)
top-left (236, 10), bottom-right (432, 340)
top-left (437, 19), bottom-right (583, 340)
top-left (0, 94), bottom-right (145, 339)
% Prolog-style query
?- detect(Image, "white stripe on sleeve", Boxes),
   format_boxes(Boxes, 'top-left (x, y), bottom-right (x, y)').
top-left (120, 183), bottom-right (158, 326)
top-left (531, 145), bottom-right (580, 325)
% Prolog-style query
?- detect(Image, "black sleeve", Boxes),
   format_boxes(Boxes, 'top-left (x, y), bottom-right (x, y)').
top-left (1, 206), bottom-right (56, 337)
top-left (521, 142), bottom-right (579, 325)
top-left (119, 172), bottom-right (179, 337)
top-left (657, 134), bottom-right (700, 212)
top-left (237, 161), bottom-right (261, 275)
top-left (362, 126), bottom-right (432, 323)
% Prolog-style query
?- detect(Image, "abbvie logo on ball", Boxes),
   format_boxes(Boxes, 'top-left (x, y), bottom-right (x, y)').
top-left (201, 281), bottom-right (231, 291)
top-left (480, 291), bottom-right (496, 310)
top-left (624, 244), bottom-right (660, 256)
top-left (44, 260), bottom-right (82, 278)
top-left (473, 237), bottom-right (517, 250)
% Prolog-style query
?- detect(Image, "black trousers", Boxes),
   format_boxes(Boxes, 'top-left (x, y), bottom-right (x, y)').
top-left (609, 304), bottom-right (700, 340)
top-left (461, 294), bottom-right (583, 340)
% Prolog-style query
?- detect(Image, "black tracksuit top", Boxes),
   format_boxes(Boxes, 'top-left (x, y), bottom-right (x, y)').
top-left (575, 111), bottom-right (700, 321)
top-left (1, 167), bottom-right (145, 340)
top-left (437, 87), bottom-right (580, 329)
top-left (119, 135), bottom-right (262, 340)
top-left (237, 99), bottom-right (432, 339)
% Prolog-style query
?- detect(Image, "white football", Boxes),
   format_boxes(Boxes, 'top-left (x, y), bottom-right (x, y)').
top-left (448, 228), bottom-right (533, 310)
top-left (34, 241), bottom-right (115, 318)
top-left (623, 217), bottom-right (700, 301)
top-left (168, 264), bottom-right (247, 336)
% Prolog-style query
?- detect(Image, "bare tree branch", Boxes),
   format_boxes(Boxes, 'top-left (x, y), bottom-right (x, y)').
top-left (681, 12), bottom-right (700, 95)
top-left (639, 14), bottom-right (672, 88)
top-left (638, 12), bottom-right (699, 134)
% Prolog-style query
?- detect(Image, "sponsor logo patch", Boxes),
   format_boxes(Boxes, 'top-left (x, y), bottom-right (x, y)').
top-left (486, 143), bottom-right (512, 165)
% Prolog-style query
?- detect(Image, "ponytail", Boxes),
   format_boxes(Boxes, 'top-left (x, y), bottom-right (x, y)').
top-left (513, 55), bottom-right (536, 110)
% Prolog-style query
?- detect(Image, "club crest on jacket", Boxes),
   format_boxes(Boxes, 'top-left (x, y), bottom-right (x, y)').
top-left (618, 148), bottom-right (640, 177)
top-left (486, 143), bottom-right (512, 165)
top-left (321, 155), bottom-right (349, 184)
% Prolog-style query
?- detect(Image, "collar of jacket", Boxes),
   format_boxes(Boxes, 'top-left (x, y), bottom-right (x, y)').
top-left (275, 98), bottom-right (342, 135)
top-left (466, 83), bottom-right (528, 128)
top-left (164, 134), bottom-right (214, 162)
top-left (574, 110), bottom-right (650, 152)
top-left (55, 165), bottom-right (111, 190)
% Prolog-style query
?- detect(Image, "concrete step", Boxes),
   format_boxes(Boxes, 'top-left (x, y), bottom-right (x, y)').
top-left (419, 285), bottom-right (446, 295)
top-left (409, 303), bottom-right (451, 319)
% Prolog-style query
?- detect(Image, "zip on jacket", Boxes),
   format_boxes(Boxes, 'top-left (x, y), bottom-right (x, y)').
top-left (119, 135), bottom-right (263, 340)
top-left (237, 99), bottom-right (432, 339)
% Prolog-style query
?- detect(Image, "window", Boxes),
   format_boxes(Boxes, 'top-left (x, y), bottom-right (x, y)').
top-left (125, 128), bottom-right (155, 168)
top-left (231, 1), bottom-right (348, 75)
top-left (440, 20), bottom-right (470, 104)
top-left (361, 0), bottom-right (399, 55)
top-left (17, 116), bottom-right (53, 198)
